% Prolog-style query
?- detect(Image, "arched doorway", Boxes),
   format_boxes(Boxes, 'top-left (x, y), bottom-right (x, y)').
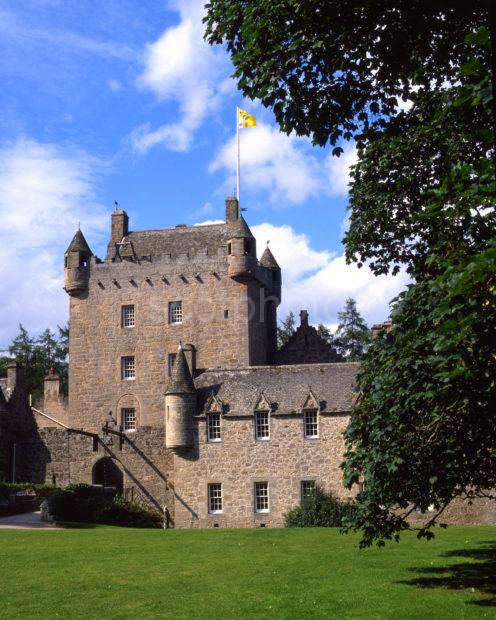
top-left (92, 458), bottom-right (123, 494)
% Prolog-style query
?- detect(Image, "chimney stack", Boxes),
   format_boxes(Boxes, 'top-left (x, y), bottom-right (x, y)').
top-left (225, 197), bottom-right (239, 223)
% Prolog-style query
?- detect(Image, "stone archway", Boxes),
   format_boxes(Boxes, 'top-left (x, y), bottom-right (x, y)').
top-left (92, 457), bottom-right (123, 494)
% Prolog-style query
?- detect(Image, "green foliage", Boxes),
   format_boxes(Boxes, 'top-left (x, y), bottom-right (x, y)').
top-left (45, 484), bottom-right (161, 528)
top-left (316, 324), bottom-right (333, 345)
top-left (204, 1), bottom-right (488, 147)
top-left (277, 311), bottom-right (295, 348)
top-left (7, 323), bottom-right (69, 400)
top-left (285, 486), bottom-right (354, 527)
top-left (333, 298), bottom-right (370, 361)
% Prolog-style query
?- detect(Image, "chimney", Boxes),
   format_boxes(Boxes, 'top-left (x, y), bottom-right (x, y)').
top-left (299, 310), bottom-right (309, 328)
top-left (111, 209), bottom-right (129, 245)
top-left (6, 361), bottom-right (22, 396)
top-left (44, 368), bottom-right (61, 402)
top-left (225, 197), bottom-right (239, 223)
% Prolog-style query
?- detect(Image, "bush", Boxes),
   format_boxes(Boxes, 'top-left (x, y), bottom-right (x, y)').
top-left (45, 484), bottom-right (161, 528)
top-left (284, 486), bottom-right (355, 528)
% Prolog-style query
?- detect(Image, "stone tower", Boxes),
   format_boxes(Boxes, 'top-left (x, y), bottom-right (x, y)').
top-left (63, 229), bottom-right (92, 296)
top-left (165, 345), bottom-right (197, 451)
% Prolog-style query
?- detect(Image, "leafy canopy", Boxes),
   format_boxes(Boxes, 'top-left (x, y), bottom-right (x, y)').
top-left (333, 298), bottom-right (370, 361)
top-left (204, 1), bottom-right (489, 148)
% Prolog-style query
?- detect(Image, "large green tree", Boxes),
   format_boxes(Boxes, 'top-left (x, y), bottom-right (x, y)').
top-left (205, 3), bottom-right (496, 545)
top-left (204, 1), bottom-right (491, 149)
top-left (277, 312), bottom-right (296, 348)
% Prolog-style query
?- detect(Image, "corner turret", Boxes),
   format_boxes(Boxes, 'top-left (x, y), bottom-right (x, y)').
top-left (260, 245), bottom-right (281, 302)
top-left (64, 229), bottom-right (92, 296)
top-left (165, 345), bottom-right (197, 451)
top-left (227, 207), bottom-right (257, 281)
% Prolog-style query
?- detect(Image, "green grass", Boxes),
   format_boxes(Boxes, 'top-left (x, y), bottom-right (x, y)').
top-left (0, 526), bottom-right (495, 619)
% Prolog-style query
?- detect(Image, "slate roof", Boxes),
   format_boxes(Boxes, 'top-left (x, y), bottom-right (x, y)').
top-left (66, 229), bottom-right (92, 255)
top-left (259, 246), bottom-right (280, 270)
top-left (121, 223), bottom-right (230, 259)
top-left (194, 363), bottom-right (359, 415)
top-left (166, 347), bottom-right (196, 394)
top-left (228, 216), bottom-right (254, 239)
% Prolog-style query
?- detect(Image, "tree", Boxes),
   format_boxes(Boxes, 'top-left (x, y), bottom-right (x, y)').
top-left (277, 312), bottom-right (295, 348)
top-left (316, 324), bottom-right (333, 345)
top-left (7, 324), bottom-right (69, 402)
top-left (204, 1), bottom-right (490, 148)
top-left (342, 32), bottom-right (496, 545)
top-left (333, 299), bottom-right (370, 361)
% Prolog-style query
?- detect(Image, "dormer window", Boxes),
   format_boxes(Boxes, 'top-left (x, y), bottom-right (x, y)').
top-left (304, 410), bottom-right (319, 439)
top-left (255, 411), bottom-right (270, 440)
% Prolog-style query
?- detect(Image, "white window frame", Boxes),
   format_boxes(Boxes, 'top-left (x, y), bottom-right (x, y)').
top-left (254, 482), bottom-right (269, 513)
top-left (255, 410), bottom-right (270, 440)
top-left (122, 407), bottom-right (137, 432)
top-left (121, 356), bottom-right (135, 380)
top-left (121, 305), bottom-right (135, 328)
top-left (300, 480), bottom-right (316, 500)
top-left (169, 301), bottom-right (183, 325)
top-left (207, 413), bottom-right (221, 442)
top-left (208, 483), bottom-right (223, 514)
top-left (304, 409), bottom-right (319, 439)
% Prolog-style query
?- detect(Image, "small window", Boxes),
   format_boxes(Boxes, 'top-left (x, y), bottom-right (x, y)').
top-left (301, 480), bottom-right (316, 500)
top-left (207, 413), bottom-right (221, 442)
top-left (208, 483), bottom-right (223, 514)
top-left (227, 242), bottom-right (232, 255)
top-left (255, 411), bottom-right (270, 440)
top-left (122, 407), bottom-right (137, 432)
top-left (121, 305), bottom-right (135, 328)
top-left (168, 353), bottom-right (177, 377)
top-left (169, 301), bottom-right (182, 324)
top-left (121, 356), bottom-right (135, 380)
top-left (244, 240), bottom-right (252, 254)
top-left (255, 482), bottom-right (269, 513)
top-left (80, 254), bottom-right (88, 267)
top-left (224, 309), bottom-right (229, 319)
top-left (304, 410), bottom-right (318, 438)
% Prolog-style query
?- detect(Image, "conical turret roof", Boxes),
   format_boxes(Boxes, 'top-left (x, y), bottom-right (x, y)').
top-left (228, 215), bottom-right (254, 239)
top-left (166, 346), bottom-right (196, 394)
top-left (65, 229), bottom-right (92, 255)
top-left (260, 246), bottom-right (280, 270)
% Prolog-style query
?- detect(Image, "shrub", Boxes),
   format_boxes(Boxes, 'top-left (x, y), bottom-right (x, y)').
top-left (45, 484), bottom-right (161, 528)
top-left (0, 483), bottom-right (57, 503)
top-left (284, 486), bottom-right (355, 527)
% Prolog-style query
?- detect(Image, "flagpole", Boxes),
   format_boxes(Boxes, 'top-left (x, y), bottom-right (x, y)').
top-left (236, 106), bottom-right (240, 203)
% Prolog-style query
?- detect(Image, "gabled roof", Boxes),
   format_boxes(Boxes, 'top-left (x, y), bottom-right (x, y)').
top-left (228, 216), bottom-right (254, 239)
top-left (166, 346), bottom-right (196, 395)
top-left (65, 229), bottom-right (92, 255)
top-left (260, 246), bottom-right (280, 270)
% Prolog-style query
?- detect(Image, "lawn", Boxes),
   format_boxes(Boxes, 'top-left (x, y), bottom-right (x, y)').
top-left (0, 526), bottom-right (495, 619)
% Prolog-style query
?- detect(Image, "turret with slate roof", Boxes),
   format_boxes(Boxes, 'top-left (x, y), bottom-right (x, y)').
top-left (165, 345), bottom-right (197, 451)
top-left (260, 245), bottom-right (281, 301)
top-left (226, 207), bottom-right (257, 281)
top-left (64, 228), bottom-right (93, 295)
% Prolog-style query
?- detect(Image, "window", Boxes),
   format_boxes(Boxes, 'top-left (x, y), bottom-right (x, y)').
top-left (208, 483), bottom-right (223, 514)
top-left (255, 482), bottom-right (269, 513)
top-left (227, 242), bottom-right (232, 255)
top-left (207, 413), bottom-right (221, 442)
top-left (122, 408), bottom-right (136, 432)
top-left (168, 353), bottom-right (176, 377)
top-left (121, 356), bottom-right (135, 380)
top-left (255, 411), bottom-right (270, 440)
top-left (301, 480), bottom-right (316, 500)
top-left (121, 305), bottom-right (135, 328)
top-left (244, 240), bottom-right (252, 254)
top-left (169, 301), bottom-right (182, 324)
top-left (304, 410), bottom-right (318, 438)
top-left (224, 309), bottom-right (229, 319)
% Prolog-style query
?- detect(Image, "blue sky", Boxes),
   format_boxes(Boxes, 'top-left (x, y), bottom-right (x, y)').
top-left (0, 0), bottom-right (407, 349)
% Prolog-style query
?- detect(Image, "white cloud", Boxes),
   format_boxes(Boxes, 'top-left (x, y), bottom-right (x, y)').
top-left (252, 223), bottom-right (409, 328)
top-left (0, 139), bottom-right (108, 348)
top-left (132, 0), bottom-right (232, 153)
top-left (211, 125), bottom-right (358, 205)
top-left (210, 124), bottom-right (323, 204)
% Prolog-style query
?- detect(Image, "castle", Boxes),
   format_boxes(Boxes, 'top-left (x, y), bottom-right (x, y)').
top-left (1, 198), bottom-right (494, 527)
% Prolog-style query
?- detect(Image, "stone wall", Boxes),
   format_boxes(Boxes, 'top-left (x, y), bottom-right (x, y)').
top-left (173, 412), bottom-right (352, 528)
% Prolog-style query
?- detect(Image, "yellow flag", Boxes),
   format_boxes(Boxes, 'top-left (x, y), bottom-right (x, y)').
top-left (238, 108), bottom-right (256, 128)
